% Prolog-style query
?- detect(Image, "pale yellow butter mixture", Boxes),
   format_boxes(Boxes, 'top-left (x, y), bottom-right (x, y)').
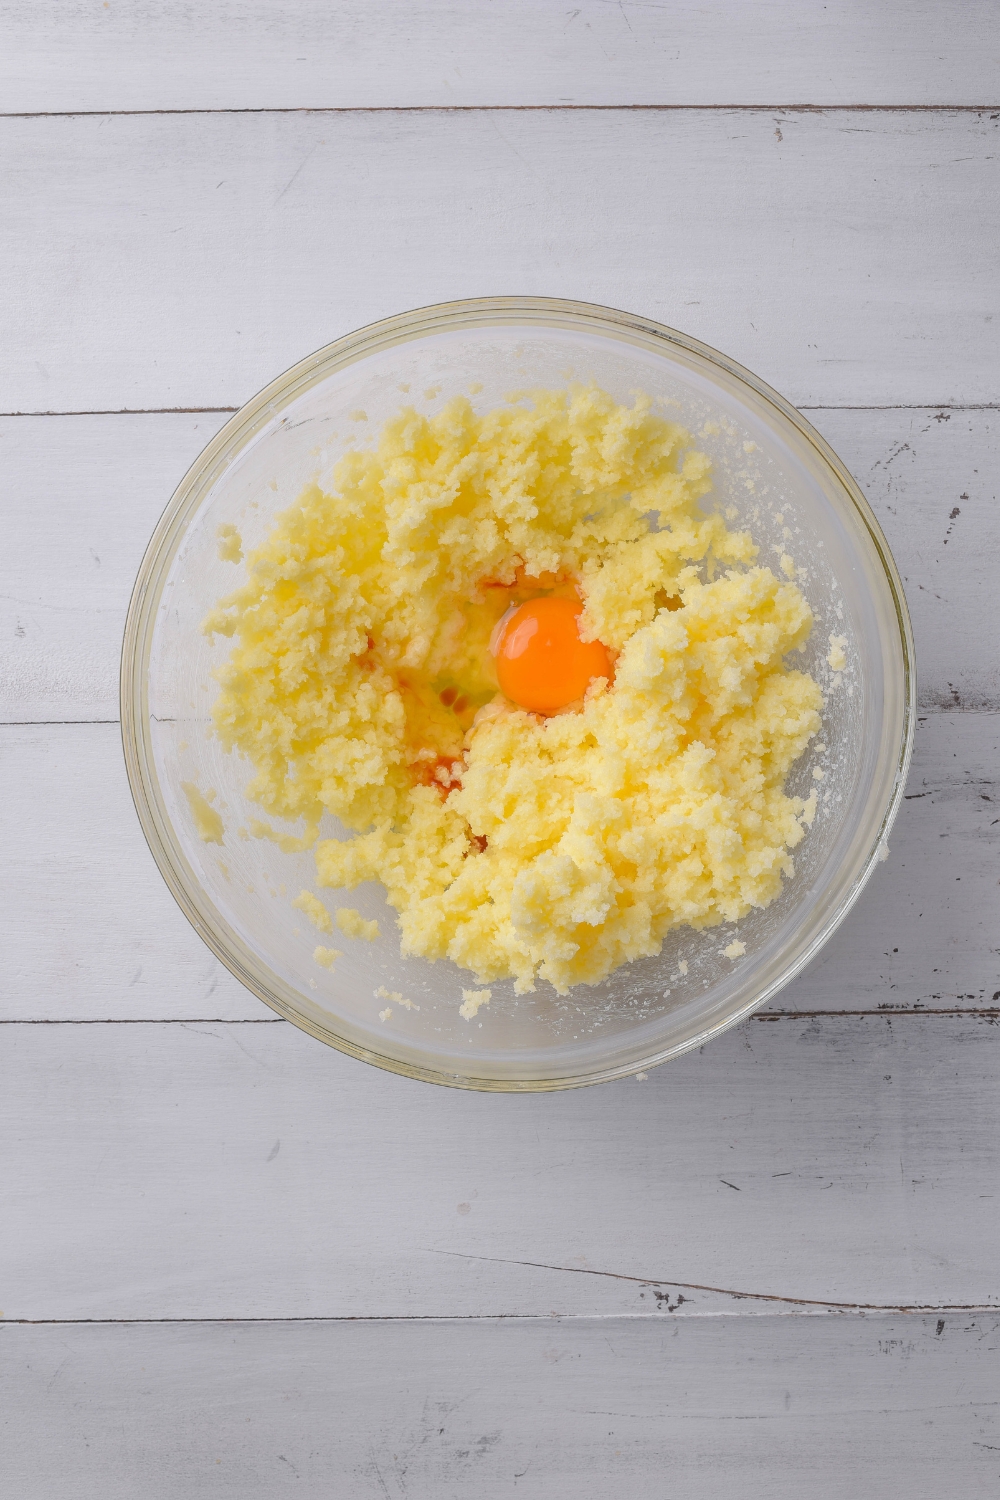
top-left (205, 387), bottom-right (822, 995)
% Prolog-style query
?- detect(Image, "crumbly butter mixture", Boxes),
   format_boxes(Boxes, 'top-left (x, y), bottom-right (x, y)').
top-left (293, 889), bottom-right (331, 931)
top-left (181, 781), bottom-right (224, 845)
top-left (460, 988), bottom-right (493, 1021)
top-left (205, 387), bottom-right (822, 995)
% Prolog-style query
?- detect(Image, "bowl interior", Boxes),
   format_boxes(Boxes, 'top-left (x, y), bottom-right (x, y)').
top-left (128, 303), bottom-right (912, 1087)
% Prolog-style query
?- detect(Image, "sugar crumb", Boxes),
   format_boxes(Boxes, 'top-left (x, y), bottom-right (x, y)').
top-left (827, 634), bottom-right (848, 672)
top-left (293, 890), bottom-right (332, 933)
top-left (181, 781), bottom-right (224, 844)
top-left (336, 908), bottom-right (380, 941)
top-left (249, 818), bottom-right (318, 854)
top-left (375, 985), bottom-right (419, 1011)
top-left (459, 987), bottom-right (492, 1020)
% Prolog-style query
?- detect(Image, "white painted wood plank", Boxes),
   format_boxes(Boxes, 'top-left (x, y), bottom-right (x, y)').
top-left (2, 713), bottom-right (996, 1022)
top-left (0, 723), bottom-right (262, 1022)
top-left (810, 407), bottom-right (999, 713)
top-left (4, 407), bottom-right (995, 724)
top-left (2, 413), bottom-right (230, 723)
top-left (3, 111), bottom-right (997, 413)
top-left (3, 1316), bottom-right (997, 1500)
top-left (5, 1), bottom-right (998, 112)
top-left (776, 708), bottom-right (1000, 1014)
top-left (2, 1014), bottom-right (997, 1318)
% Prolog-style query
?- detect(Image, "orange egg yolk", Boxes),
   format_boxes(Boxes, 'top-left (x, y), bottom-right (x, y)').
top-left (490, 596), bottom-right (612, 714)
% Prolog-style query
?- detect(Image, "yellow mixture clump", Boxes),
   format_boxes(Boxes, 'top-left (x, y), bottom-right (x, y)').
top-left (205, 386), bottom-right (822, 994)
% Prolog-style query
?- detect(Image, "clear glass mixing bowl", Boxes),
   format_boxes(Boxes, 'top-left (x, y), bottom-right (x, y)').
top-left (121, 297), bottom-right (914, 1090)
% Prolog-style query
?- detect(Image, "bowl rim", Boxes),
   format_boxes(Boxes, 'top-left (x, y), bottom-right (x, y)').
top-left (120, 295), bottom-right (916, 1091)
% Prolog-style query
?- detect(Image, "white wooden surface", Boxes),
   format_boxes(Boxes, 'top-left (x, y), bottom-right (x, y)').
top-left (5, 110), bottom-right (999, 413)
top-left (4, 1318), bottom-right (998, 1500)
top-left (2, 6), bottom-right (999, 1496)
top-left (3, 1014), bottom-right (999, 1319)
top-left (4, 1), bottom-right (998, 111)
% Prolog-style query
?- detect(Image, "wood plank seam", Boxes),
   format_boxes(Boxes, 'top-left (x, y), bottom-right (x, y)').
top-left (0, 408), bottom-right (241, 417)
top-left (0, 1012), bottom-right (996, 1024)
top-left (3, 404), bottom-right (998, 418)
top-left (759, 1009), bottom-right (1000, 1018)
top-left (4, 1306), bottom-right (994, 1324)
top-left (5, 104), bottom-right (1000, 119)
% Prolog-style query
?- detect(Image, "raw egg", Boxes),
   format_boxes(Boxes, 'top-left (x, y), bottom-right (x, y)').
top-left (490, 596), bottom-right (612, 714)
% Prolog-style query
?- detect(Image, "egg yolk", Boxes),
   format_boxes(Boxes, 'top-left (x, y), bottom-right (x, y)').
top-left (490, 596), bottom-right (612, 714)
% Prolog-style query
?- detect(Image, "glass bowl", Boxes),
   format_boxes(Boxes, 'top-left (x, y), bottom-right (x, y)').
top-left (121, 297), bottom-right (914, 1090)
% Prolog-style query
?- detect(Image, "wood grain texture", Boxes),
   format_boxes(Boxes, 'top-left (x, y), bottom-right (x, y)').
top-left (3, 1014), bottom-right (998, 1319)
top-left (3, 407), bottom-right (996, 724)
top-left (3, 110), bottom-right (998, 414)
top-left (5, 0), bottom-right (999, 112)
top-left (3, 1316), bottom-right (998, 1500)
top-left (2, 413), bottom-right (229, 723)
top-left (814, 407), bottom-right (999, 713)
top-left (2, 712), bottom-right (997, 1024)
top-left (1, 721), bottom-right (259, 1023)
